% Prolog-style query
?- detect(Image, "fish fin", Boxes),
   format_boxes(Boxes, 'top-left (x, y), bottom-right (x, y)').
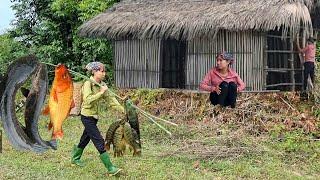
top-left (42, 106), bottom-right (50, 115)
top-left (52, 131), bottom-right (64, 140)
top-left (105, 144), bottom-right (111, 151)
top-left (49, 140), bottom-right (58, 150)
top-left (48, 121), bottom-right (53, 130)
top-left (71, 100), bottom-right (75, 109)
top-left (20, 87), bottom-right (30, 98)
top-left (32, 144), bottom-right (48, 154)
top-left (21, 125), bottom-right (28, 134)
top-left (68, 100), bottom-right (75, 115)
top-left (53, 89), bottom-right (58, 102)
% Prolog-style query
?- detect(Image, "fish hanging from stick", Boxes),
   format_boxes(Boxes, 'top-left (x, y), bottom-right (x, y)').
top-left (0, 55), bottom-right (56, 153)
top-left (22, 64), bottom-right (57, 150)
top-left (42, 64), bottom-right (74, 140)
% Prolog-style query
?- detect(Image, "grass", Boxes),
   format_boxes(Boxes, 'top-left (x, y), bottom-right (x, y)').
top-left (1, 111), bottom-right (320, 180)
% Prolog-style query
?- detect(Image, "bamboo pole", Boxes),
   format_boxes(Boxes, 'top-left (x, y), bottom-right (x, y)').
top-left (254, 32), bottom-right (257, 90)
top-left (302, 30), bottom-right (306, 89)
top-left (290, 34), bottom-right (295, 91)
top-left (296, 31), bottom-right (306, 90)
top-left (263, 32), bottom-right (268, 90)
top-left (265, 83), bottom-right (302, 88)
top-left (249, 32), bottom-right (251, 90)
top-left (139, 110), bottom-right (172, 136)
top-left (260, 33), bottom-right (264, 90)
top-left (174, 88), bottom-right (280, 94)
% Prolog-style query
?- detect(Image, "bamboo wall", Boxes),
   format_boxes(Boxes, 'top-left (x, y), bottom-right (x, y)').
top-left (265, 32), bottom-right (302, 91)
top-left (186, 31), bottom-right (265, 91)
top-left (114, 39), bottom-right (161, 88)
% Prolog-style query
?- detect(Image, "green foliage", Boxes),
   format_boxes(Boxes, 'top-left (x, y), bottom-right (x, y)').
top-left (78, 0), bottom-right (114, 22)
top-left (0, 34), bottom-right (28, 74)
top-left (269, 124), bottom-right (286, 138)
top-left (71, 36), bottom-right (114, 83)
top-left (51, 0), bottom-right (79, 18)
top-left (277, 131), bottom-right (307, 152)
top-left (130, 89), bottom-right (164, 106)
top-left (269, 128), bottom-right (320, 156)
top-left (314, 109), bottom-right (320, 119)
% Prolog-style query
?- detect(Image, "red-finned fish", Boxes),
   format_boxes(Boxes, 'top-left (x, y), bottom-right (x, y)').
top-left (43, 64), bottom-right (74, 140)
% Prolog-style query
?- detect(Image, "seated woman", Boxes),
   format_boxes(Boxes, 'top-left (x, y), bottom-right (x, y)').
top-left (200, 51), bottom-right (245, 108)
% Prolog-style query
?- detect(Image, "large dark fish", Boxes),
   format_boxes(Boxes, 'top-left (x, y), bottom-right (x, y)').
top-left (0, 55), bottom-right (55, 153)
top-left (104, 100), bottom-right (142, 157)
top-left (23, 64), bottom-right (57, 150)
top-left (125, 100), bottom-right (141, 148)
top-left (105, 119), bottom-right (124, 151)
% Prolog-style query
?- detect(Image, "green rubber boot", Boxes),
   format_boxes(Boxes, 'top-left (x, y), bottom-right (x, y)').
top-left (71, 145), bottom-right (85, 167)
top-left (99, 152), bottom-right (122, 176)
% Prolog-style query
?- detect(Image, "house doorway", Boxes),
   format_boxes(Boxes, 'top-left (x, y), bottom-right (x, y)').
top-left (160, 39), bottom-right (186, 88)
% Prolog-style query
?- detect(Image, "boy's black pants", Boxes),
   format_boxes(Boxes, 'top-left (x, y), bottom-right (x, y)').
top-left (78, 115), bottom-right (106, 154)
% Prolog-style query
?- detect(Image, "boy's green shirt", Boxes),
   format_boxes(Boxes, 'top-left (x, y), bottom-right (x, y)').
top-left (80, 76), bottom-right (125, 119)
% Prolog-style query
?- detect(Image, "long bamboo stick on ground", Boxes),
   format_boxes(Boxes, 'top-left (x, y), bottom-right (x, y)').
top-left (139, 110), bottom-right (173, 136)
top-left (131, 104), bottom-right (178, 126)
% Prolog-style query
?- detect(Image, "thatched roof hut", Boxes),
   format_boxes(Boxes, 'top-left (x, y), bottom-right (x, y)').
top-left (79, 0), bottom-right (319, 91)
top-left (79, 0), bottom-right (318, 39)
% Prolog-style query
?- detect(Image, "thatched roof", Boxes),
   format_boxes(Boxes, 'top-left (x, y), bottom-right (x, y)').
top-left (78, 0), bottom-right (318, 40)
top-left (311, 2), bottom-right (320, 30)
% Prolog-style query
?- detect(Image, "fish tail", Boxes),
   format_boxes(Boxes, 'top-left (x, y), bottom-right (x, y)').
top-left (20, 87), bottom-right (30, 98)
top-left (49, 139), bottom-right (58, 150)
top-left (105, 144), bottom-right (111, 151)
top-left (48, 122), bottom-right (53, 130)
top-left (52, 131), bottom-right (64, 140)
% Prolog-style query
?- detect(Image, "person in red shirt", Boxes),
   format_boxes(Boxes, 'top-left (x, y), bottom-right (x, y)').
top-left (297, 37), bottom-right (316, 91)
top-left (200, 51), bottom-right (245, 108)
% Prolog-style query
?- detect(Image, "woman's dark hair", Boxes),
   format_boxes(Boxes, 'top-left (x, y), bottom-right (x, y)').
top-left (307, 37), bottom-right (315, 43)
top-left (217, 51), bottom-right (234, 64)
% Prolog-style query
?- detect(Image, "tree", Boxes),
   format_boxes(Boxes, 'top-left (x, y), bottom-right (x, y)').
top-left (0, 33), bottom-right (28, 74)
top-left (9, 0), bottom-right (118, 84)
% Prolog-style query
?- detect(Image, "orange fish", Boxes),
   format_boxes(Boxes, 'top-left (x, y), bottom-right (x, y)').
top-left (43, 64), bottom-right (74, 140)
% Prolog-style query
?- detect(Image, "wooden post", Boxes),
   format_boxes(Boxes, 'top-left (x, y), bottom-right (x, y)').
top-left (290, 35), bottom-right (295, 91)
top-left (302, 30), bottom-right (307, 90)
top-left (263, 33), bottom-right (268, 90)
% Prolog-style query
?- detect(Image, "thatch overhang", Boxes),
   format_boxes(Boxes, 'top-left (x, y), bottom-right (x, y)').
top-left (310, 1), bottom-right (320, 30)
top-left (78, 0), bottom-right (317, 40)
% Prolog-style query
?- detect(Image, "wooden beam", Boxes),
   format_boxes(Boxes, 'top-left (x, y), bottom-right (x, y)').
top-left (266, 35), bottom-right (291, 38)
top-left (265, 50), bottom-right (299, 53)
top-left (264, 68), bottom-right (302, 72)
top-left (265, 83), bottom-right (302, 88)
top-left (165, 88), bottom-right (281, 94)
